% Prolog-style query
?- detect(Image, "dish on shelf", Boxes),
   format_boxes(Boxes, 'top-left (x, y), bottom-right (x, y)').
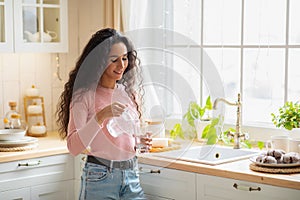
top-left (249, 156), bottom-right (300, 168)
top-left (0, 136), bottom-right (38, 147)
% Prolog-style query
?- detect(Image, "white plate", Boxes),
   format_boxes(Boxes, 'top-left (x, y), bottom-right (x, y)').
top-left (249, 156), bottom-right (300, 168)
top-left (0, 136), bottom-right (38, 147)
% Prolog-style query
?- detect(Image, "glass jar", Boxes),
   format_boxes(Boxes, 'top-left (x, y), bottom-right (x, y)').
top-left (4, 101), bottom-right (21, 129)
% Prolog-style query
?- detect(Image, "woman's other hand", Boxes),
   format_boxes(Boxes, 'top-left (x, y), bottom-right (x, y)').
top-left (135, 132), bottom-right (152, 153)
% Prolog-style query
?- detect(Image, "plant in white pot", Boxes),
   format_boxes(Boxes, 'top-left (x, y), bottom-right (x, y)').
top-left (183, 96), bottom-right (213, 140)
top-left (170, 96), bottom-right (213, 140)
top-left (271, 101), bottom-right (300, 131)
top-left (271, 101), bottom-right (300, 152)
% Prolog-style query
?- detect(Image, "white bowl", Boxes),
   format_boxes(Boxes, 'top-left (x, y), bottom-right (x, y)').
top-left (0, 129), bottom-right (27, 141)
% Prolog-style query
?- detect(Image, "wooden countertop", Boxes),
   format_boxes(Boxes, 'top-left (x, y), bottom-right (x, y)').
top-left (138, 154), bottom-right (300, 190)
top-left (0, 131), bottom-right (68, 163)
top-left (0, 132), bottom-right (299, 190)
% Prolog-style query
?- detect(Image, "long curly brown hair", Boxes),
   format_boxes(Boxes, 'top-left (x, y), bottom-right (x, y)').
top-left (56, 28), bottom-right (144, 139)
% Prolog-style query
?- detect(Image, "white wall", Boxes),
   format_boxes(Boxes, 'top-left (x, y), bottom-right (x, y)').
top-left (0, 0), bottom-right (80, 132)
top-left (0, 0), bottom-right (129, 132)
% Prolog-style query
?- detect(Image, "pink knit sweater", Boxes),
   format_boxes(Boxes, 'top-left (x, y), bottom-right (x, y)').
top-left (67, 84), bottom-right (137, 160)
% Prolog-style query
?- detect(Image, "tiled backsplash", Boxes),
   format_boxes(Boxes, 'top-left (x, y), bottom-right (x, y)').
top-left (0, 53), bottom-right (67, 132)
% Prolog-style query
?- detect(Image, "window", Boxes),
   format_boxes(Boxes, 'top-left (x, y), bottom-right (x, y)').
top-left (165, 0), bottom-right (300, 127)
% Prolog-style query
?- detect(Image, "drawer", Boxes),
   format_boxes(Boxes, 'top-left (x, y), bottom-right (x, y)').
top-left (139, 164), bottom-right (196, 200)
top-left (197, 174), bottom-right (300, 200)
top-left (0, 154), bottom-right (74, 192)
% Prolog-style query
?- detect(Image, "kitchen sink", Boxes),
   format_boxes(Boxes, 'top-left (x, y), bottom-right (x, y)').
top-left (153, 145), bottom-right (260, 165)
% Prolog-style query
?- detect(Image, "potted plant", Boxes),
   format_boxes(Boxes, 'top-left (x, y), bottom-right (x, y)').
top-left (184, 96), bottom-right (213, 127)
top-left (271, 101), bottom-right (300, 131)
top-left (170, 96), bottom-right (213, 140)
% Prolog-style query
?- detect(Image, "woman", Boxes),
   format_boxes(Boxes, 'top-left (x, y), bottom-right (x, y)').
top-left (56, 28), bottom-right (150, 199)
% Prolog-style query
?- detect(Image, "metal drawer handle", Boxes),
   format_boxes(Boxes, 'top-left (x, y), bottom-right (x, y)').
top-left (18, 160), bottom-right (41, 167)
top-left (138, 167), bottom-right (161, 174)
top-left (150, 169), bottom-right (161, 174)
top-left (233, 183), bottom-right (261, 192)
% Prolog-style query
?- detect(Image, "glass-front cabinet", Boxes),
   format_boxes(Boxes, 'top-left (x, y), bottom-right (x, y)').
top-left (0, 0), bottom-right (14, 52)
top-left (14, 0), bottom-right (68, 52)
top-left (0, 0), bottom-right (68, 52)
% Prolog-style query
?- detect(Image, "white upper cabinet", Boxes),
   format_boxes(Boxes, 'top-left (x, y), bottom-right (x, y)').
top-left (0, 0), bottom-right (68, 53)
top-left (0, 0), bottom-right (14, 52)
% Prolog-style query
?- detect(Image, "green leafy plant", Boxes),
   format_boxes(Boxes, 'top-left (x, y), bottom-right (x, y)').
top-left (183, 96), bottom-right (213, 128)
top-left (170, 114), bottom-right (265, 150)
top-left (271, 101), bottom-right (300, 131)
top-left (201, 117), bottom-right (220, 144)
top-left (170, 123), bottom-right (185, 139)
top-left (221, 128), bottom-right (264, 149)
top-left (169, 96), bottom-right (212, 140)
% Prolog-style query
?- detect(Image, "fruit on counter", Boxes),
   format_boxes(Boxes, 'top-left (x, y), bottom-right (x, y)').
top-left (256, 155), bottom-right (277, 164)
top-left (266, 149), bottom-right (285, 162)
top-left (3, 118), bottom-right (9, 124)
top-left (256, 149), bottom-right (300, 164)
top-left (282, 152), bottom-right (300, 164)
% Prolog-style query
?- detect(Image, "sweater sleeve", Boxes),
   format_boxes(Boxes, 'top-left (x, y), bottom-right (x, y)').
top-left (67, 95), bottom-right (101, 156)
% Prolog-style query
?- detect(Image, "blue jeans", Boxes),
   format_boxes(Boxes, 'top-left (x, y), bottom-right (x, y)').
top-left (79, 162), bottom-right (146, 200)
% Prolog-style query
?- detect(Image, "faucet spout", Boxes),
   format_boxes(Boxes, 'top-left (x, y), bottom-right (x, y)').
top-left (213, 93), bottom-right (244, 149)
top-left (213, 97), bottom-right (239, 109)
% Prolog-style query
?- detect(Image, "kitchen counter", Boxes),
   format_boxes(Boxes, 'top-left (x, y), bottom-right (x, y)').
top-left (0, 131), bottom-right (68, 163)
top-left (0, 132), bottom-right (299, 190)
top-left (138, 154), bottom-right (300, 190)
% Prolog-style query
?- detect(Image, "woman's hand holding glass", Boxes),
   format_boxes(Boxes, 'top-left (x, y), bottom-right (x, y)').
top-left (134, 123), bottom-right (152, 153)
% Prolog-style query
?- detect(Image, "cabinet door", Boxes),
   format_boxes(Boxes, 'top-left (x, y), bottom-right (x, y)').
top-left (197, 174), bottom-right (300, 200)
top-left (31, 180), bottom-right (74, 200)
top-left (0, 0), bottom-right (13, 52)
top-left (139, 164), bottom-right (196, 200)
top-left (0, 187), bottom-right (30, 200)
top-left (13, 0), bottom-right (68, 52)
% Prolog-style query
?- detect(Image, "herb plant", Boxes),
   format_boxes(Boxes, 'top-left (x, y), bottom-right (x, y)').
top-left (183, 96), bottom-right (213, 128)
top-left (271, 101), bottom-right (300, 131)
top-left (170, 123), bottom-right (185, 139)
top-left (170, 96), bottom-right (212, 139)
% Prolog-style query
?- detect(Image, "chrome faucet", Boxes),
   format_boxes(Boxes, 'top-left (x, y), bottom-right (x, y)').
top-left (213, 93), bottom-right (247, 149)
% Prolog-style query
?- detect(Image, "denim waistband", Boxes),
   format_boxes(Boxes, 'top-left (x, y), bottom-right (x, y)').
top-left (87, 155), bottom-right (137, 170)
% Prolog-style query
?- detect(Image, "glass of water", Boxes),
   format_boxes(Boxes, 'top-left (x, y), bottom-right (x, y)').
top-left (134, 123), bottom-right (152, 154)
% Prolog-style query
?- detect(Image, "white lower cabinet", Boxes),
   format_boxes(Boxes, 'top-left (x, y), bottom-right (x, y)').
top-left (0, 188), bottom-right (30, 200)
top-left (139, 164), bottom-right (196, 200)
top-left (0, 154), bottom-right (74, 200)
top-left (31, 180), bottom-right (74, 200)
top-left (197, 174), bottom-right (300, 200)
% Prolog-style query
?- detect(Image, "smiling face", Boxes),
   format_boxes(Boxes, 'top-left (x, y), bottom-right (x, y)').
top-left (100, 42), bottom-right (129, 88)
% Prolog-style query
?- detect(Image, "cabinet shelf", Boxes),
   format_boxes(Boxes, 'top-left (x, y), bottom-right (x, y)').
top-left (27, 113), bottom-right (43, 117)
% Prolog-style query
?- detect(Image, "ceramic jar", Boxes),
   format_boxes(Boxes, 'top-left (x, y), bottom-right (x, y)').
top-left (26, 85), bottom-right (40, 97)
